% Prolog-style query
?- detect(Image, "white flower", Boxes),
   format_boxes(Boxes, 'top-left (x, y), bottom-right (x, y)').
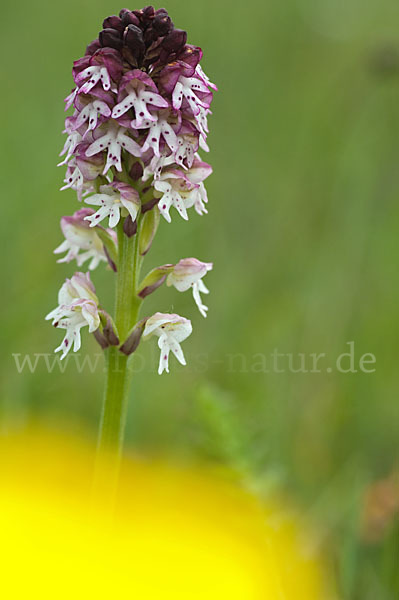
top-left (183, 181), bottom-right (209, 216)
top-left (143, 149), bottom-right (176, 181)
top-left (174, 133), bottom-right (198, 169)
top-left (60, 158), bottom-right (98, 202)
top-left (139, 110), bottom-right (179, 157)
top-left (167, 258), bottom-right (213, 317)
top-left (195, 64), bottom-right (218, 91)
top-left (58, 118), bottom-right (82, 166)
top-left (154, 158), bottom-right (212, 222)
top-left (153, 175), bottom-right (189, 222)
top-left (112, 71), bottom-right (169, 128)
top-left (76, 65), bottom-right (112, 94)
top-left (172, 75), bottom-right (210, 116)
top-left (85, 121), bottom-right (142, 174)
top-left (143, 312), bottom-right (192, 375)
top-left (54, 208), bottom-right (112, 270)
top-left (73, 99), bottom-right (111, 137)
top-left (194, 105), bottom-right (211, 152)
top-left (60, 158), bottom-right (85, 195)
top-left (64, 87), bottom-right (78, 111)
top-left (45, 272), bottom-right (100, 359)
top-left (84, 182), bottom-right (140, 229)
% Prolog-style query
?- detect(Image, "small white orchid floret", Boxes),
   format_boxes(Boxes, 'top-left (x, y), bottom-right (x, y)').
top-left (74, 99), bottom-right (111, 137)
top-left (58, 119), bottom-right (82, 166)
top-left (76, 65), bottom-right (112, 94)
top-left (85, 121), bottom-right (141, 174)
top-left (54, 208), bottom-right (112, 270)
top-left (154, 158), bottom-right (212, 222)
top-left (84, 182), bottom-right (140, 229)
top-left (112, 70), bottom-right (169, 127)
top-left (172, 76), bottom-right (210, 116)
top-left (45, 272), bottom-right (100, 360)
top-left (143, 312), bottom-right (192, 375)
top-left (139, 110), bottom-right (179, 157)
top-left (143, 150), bottom-right (176, 181)
top-left (195, 65), bottom-right (218, 91)
top-left (167, 258), bottom-right (213, 317)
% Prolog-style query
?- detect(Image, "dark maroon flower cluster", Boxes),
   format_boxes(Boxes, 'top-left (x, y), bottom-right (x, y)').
top-left (50, 7), bottom-right (217, 367)
top-left (89, 6), bottom-right (190, 72)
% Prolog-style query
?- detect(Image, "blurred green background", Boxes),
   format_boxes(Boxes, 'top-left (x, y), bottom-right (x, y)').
top-left (1, 0), bottom-right (399, 596)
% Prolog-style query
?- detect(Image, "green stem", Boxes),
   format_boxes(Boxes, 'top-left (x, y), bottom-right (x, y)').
top-left (95, 218), bottom-right (143, 491)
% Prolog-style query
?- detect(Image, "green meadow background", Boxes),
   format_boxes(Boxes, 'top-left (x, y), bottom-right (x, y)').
top-left (1, 0), bottom-right (399, 596)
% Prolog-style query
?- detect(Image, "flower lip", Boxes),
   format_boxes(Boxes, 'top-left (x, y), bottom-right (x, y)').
top-left (143, 312), bottom-right (193, 374)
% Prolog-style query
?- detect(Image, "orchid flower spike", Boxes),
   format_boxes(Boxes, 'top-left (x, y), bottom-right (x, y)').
top-left (167, 258), bottom-right (213, 317)
top-left (46, 272), bottom-right (100, 359)
top-left (50, 6), bottom-right (217, 382)
top-left (143, 313), bottom-right (192, 374)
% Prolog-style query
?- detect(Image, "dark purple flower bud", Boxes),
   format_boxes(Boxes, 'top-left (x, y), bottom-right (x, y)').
top-left (99, 28), bottom-right (123, 51)
top-left (93, 329), bottom-right (109, 350)
top-left (123, 215), bottom-right (138, 238)
top-left (101, 311), bottom-right (120, 346)
top-left (138, 275), bottom-right (167, 299)
top-left (153, 11), bottom-right (173, 36)
top-left (137, 265), bottom-right (173, 298)
top-left (119, 318), bottom-right (148, 356)
top-left (177, 44), bottom-right (202, 70)
top-left (124, 24), bottom-right (145, 58)
top-left (103, 15), bottom-right (124, 31)
top-left (144, 26), bottom-right (158, 45)
top-left (141, 197), bottom-right (159, 213)
top-left (161, 28), bottom-right (187, 53)
top-left (137, 6), bottom-right (155, 25)
top-left (85, 39), bottom-right (101, 56)
top-left (129, 161), bottom-right (144, 181)
top-left (120, 10), bottom-right (140, 27)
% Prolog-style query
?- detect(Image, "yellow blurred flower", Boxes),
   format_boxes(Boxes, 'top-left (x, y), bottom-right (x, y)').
top-left (0, 428), bottom-right (330, 599)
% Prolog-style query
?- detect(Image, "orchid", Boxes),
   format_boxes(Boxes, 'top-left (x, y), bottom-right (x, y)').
top-left (84, 182), bottom-right (140, 228)
top-left (154, 158), bottom-right (212, 222)
top-left (73, 48), bottom-right (123, 95)
top-left (72, 98), bottom-right (112, 136)
top-left (76, 65), bottom-right (112, 94)
top-left (58, 118), bottom-right (82, 166)
top-left (167, 258), bottom-right (213, 317)
top-left (60, 146), bottom-right (105, 200)
top-left (45, 273), bottom-right (100, 359)
top-left (50, 5), bottom-right (217, 467)
top-left (54, 208), bottom-right (113, 270)
top-left (85, 120), bottom-right (141, 174)
top-left (143, 312), bottom-right (192, 374)
top-left (140, 110), bottom-right (180, 157)
top-left (112, 70), bottom-right (169, 127)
